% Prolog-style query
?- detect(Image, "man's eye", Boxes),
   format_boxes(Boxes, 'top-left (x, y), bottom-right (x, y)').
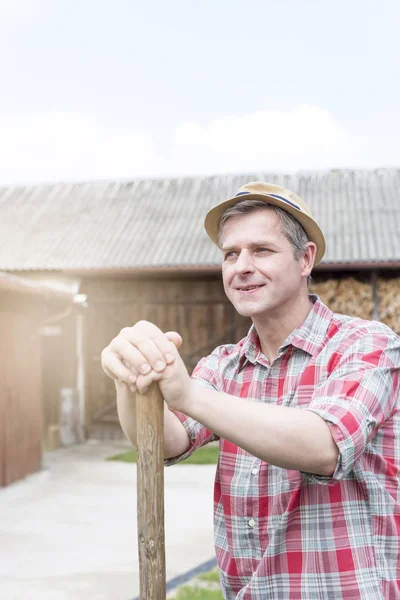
top-left (256, 247), bottom-right (269, 253)
top-left (224, 251), bottom-right (237, 260)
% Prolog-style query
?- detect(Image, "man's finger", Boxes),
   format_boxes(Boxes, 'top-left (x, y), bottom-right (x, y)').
top-left (111, 338), bottom-right (156, 375)
top-left (108, 324), bottom-right (182, 375)
top-left (135, 371), bottom-right (163, 393)
top-left (165, 331), bottom-right (183, 349)
top-left (101, 352), bottom-right (135, 384)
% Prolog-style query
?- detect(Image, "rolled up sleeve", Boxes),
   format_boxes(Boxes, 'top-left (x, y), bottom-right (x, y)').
top-left (304, 330), bottom-right (400, 484)
top-left (164, 351), bottom-right (223, 466)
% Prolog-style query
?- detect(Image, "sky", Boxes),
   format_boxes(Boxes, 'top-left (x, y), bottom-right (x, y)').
top-left (0, 0), bottom-right (399, 185)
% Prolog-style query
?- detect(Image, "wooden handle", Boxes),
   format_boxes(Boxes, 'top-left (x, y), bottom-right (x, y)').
top-left (136, 383), bottom-right (166, 600)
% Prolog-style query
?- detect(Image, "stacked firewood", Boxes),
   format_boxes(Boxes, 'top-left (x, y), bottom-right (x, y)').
top-left (310, 278), bottom-right (374, 320)
top-left (377, 278), bottom-right (400, 334)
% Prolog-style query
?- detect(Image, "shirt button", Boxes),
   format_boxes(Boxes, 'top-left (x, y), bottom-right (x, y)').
top-left (248, 518), bottom-right (256, 528)
top-left (251, 468), bottom-right (259, 475)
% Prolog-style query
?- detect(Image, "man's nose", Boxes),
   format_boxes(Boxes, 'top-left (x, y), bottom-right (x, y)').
top-left (235, 250), bottom-right (254, 274)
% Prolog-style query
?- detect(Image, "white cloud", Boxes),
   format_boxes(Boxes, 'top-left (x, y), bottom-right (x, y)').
top-left (0, 112), bottom-right (162, 185)
top-left (170, 105), bottom-right (376, 173)
top-left (0, 105), bottom-right (397, 186)
top-left (0, 0), bottom-right (40, 18)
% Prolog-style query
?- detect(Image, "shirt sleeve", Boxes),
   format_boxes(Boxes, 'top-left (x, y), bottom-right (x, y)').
top-left (303, 326), bottom-right (400, 484)
top-left (164, 350), bottom-right (223, 466)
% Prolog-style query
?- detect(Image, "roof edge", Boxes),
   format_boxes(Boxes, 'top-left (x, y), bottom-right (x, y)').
top-left (0, 271), bottom-right (76, 299)
top-left (50, 260), bottom-right (400, 278)
top-left (314, 261), bottom-right (400, 271)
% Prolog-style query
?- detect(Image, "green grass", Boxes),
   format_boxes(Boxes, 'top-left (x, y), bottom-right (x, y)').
top-left (174, 585), bottom-right (223, 600)
top-left (107, 444), bottom-right (219, 465)
top-left (198, 568), bottom-right (220, 583)
top-left (107, 449), bottom-right (138, 463)
top-left (171, 567), bottom-right (222, 599)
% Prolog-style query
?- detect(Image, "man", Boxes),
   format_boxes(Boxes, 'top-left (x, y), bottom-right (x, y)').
top-left (101, 182), bottom-right (400, 599)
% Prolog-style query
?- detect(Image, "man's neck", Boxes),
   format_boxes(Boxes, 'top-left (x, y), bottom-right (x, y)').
top-left (253, 294), bottom-right (313, 363)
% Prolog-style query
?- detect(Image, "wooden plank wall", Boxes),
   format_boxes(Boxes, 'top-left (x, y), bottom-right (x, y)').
top-left (82, 272), bottom-right (399, 438)
top-left (0, 304), bottom-right (43, 486)
top-left (82, 276), bottom-right (251, 434)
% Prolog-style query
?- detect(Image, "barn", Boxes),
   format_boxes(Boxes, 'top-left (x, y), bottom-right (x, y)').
top-left (0, 271), bottom-right (74, 485)
top-left (0, 169), bottom-right (399, 442)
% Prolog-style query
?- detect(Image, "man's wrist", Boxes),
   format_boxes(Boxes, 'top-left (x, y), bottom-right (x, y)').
top-left (173, 379), bottom-right (198, 415)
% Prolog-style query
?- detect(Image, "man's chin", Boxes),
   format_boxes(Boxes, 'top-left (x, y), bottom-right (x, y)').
top-left (233, 304), bottom-right (266, 319)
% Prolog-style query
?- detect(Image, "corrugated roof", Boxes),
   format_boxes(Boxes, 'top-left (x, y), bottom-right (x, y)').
top-left (0, 169), bottom-right (399, 271)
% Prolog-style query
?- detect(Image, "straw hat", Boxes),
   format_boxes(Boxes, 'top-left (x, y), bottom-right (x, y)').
top-left (204, 181), bottom-right (326, 264)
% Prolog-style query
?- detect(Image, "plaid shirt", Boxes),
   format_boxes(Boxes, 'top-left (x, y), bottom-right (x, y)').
top-left (167, 296), bottom-right (400, 599)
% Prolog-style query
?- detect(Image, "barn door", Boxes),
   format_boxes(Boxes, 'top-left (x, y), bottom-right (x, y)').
top-left (0, 312), bottom-right (43, 486)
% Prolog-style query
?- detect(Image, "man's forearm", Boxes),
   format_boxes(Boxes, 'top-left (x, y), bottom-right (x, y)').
top-left (115, 381), bottom-right (190, 458)
top-left (184, 383), bottom-right (338, 476)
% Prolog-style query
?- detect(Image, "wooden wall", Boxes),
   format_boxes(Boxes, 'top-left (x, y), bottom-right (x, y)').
top-left (82, 272), bottom-right (399, 439)
top-left (82, 276), bottom-right (251, 437)
top-left (0, 292), bottom-right (43, 486)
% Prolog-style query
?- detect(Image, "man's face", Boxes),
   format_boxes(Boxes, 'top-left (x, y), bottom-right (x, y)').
top-left (220, 209), bottom-right (312, 322)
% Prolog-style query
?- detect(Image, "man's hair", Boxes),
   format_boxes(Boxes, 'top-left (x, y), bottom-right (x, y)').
top-left (218, 200), bottom-right (310, 260)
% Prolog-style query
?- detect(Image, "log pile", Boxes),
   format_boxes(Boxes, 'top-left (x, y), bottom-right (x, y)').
top-left (310, 278), bottom-right (374, 320)
top-left (377, 278), bottom-right (400, 334)
top-left (311, 276), bottom-right (400, 334)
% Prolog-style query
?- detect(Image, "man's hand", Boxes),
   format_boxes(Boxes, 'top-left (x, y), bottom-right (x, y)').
top-left (101, 320), bottom-right (192, 411)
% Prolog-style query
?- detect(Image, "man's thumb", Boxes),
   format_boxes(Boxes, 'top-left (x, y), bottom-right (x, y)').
top-left (165, 331), bottom-right (183, 349)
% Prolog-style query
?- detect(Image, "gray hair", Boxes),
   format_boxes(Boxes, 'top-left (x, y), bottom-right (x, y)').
top-left (218, 200), bottom-right (310, 260)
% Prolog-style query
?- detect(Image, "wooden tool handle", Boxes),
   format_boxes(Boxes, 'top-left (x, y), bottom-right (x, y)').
top-left (136, 383), bottom-right (166, 599)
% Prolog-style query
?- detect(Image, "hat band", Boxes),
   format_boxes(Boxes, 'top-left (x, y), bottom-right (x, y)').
top-left (235, 191), bottom-right (301, 211)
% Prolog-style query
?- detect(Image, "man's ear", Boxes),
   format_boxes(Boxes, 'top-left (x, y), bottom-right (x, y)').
top-left (301, 242), bottom-right (317, 277)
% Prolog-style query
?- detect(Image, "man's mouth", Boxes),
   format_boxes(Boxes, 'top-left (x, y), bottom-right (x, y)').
top-left (236, 284), bottom-right (264, 291)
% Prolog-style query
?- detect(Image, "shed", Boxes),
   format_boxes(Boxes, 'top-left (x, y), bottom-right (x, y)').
top-left (0, 169), bottom-right (399, 439)
top-left (0, 272), bottom-right (74, 485)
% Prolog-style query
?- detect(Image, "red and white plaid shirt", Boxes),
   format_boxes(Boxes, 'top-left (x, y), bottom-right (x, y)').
top-left (167, 296), bottom-right (400, 599)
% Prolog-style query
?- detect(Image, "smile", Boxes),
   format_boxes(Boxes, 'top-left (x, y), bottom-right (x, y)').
top-left (236, 285), bottom-right (264, 292)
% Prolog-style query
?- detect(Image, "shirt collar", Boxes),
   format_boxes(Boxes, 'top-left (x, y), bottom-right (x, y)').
top-left (237, 295), bottom-right (333, 371)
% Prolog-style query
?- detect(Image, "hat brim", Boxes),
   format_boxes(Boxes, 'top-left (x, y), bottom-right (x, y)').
top-left (204, 192), bottom-right (326, 265)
